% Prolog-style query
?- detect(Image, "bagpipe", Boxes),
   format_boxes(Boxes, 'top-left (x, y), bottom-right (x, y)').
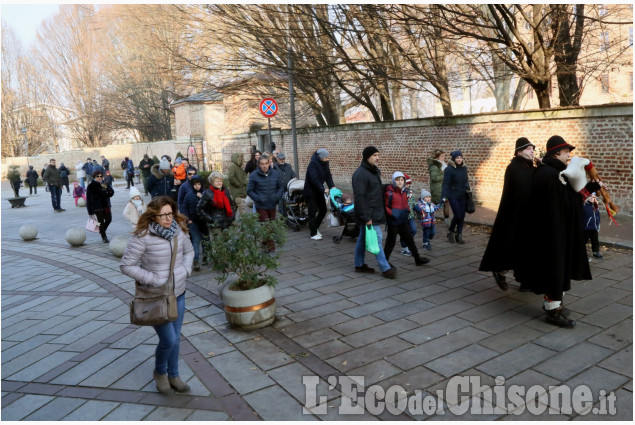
top-left (559, 156), bottom-right (619, 224)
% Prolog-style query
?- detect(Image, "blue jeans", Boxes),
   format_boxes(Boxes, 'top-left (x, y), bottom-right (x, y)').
top-left (79, 177), bottom-right (85, 189)
top-left (448, 197), bottom-right (467, 234)
top-left (400, 218), bottom-right (417, 248)
top-left (354, 224), bottom-right (391, 272)
top-left (49, 185), bottom-right (62, 210)
top-left (153, 293), bottom-right (185, 377)
top-left (423, 225), bottom-right (436, 244)
top-left (188, 222), bottom-right (202, 262)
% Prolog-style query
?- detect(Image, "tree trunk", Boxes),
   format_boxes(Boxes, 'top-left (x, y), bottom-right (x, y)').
top-left (379, 90), bottom-right (395, 121)
top-left (493, 54), bottom-right (511, 111)
top-left (409, 89), bottom-right (419, 118)
top-left (511, 78), bottom-right (526, 110)
top-left (392, 81), bottom-right (403, 120)
top-left (533, 82), bottom-right (551, 109)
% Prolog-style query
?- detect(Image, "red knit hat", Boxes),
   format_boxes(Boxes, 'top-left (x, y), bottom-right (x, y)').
top-left (404, 173), bottom-right (412, 184)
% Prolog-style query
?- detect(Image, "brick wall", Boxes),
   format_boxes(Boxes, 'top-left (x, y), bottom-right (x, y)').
top-left (219, 104), bottom-right (634, 214)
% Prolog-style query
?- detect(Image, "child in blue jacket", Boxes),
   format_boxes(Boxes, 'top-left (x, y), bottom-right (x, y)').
top-left (582, 193), bottom-right (602, 259)
top-left (414, 189), bottom-right (442, 251)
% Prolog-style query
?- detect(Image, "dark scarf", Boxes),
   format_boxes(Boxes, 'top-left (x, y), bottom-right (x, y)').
top-left (150, 219), bottom-right (179, 240)
top-left (543, 156), bottom-right (567, 171)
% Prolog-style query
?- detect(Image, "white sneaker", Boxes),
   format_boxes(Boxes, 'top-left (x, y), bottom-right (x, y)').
top-left (311, 234), bottom-right (323, 241)
top-left (316, 230), bottom-right (323, 237)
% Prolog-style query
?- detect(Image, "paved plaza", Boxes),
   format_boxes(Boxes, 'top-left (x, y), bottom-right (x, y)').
top-left (1, 180), bottom-right (632, 420)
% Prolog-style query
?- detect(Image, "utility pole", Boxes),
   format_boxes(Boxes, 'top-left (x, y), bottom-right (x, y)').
top-left (288, 46), bottom-right (299, 174)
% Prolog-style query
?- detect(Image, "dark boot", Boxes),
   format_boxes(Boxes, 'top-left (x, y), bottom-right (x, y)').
top-left (415, 256), bottom-right (430, 266)
top-left (492, 271), bottom-right (507, 291)
top-left (455, 233), bottom-right (465, 244)
top-left (545, 307), bottom-right (576, 328)
top-left (102, 235), bottom-right (110, 243)
top-left (447, 231), bottom-right (455, 243)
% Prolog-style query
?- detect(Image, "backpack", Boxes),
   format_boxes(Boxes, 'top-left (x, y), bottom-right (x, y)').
top-left (121, 160), bottom-right (127, 170)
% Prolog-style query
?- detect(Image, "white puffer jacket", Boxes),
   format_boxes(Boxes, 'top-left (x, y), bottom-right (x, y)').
top-left (120, 225), bottom-right (194, 297)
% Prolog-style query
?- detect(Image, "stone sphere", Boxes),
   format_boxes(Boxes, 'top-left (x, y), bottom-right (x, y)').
top-left (77, 197), bottom-right (86, 207)
top-left (109, 234), bottom-right (129, 257)
top-left (19, 224), bottom-right (38, 241)
top-left (65, 227), bottom-right (86, 246)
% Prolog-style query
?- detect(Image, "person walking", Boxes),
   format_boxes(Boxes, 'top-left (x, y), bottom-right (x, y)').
top-left (183, 176), bottom-right (207, 271)
top-left (120, 196), bottom-right (194, 394)
top-left (177, 166), bottom-right (198, 214)
top-left (100, 155), bottom-right (110, 172)
top-left (43, 159), bottom-right (65, 212)
top-left (582, 193), bottom-right (603, 260)
top-left (86, 170), bottom-right (115, 243)
top-left (76, 161), bottom-right (86, 188)
top-left (227, 153), bottom-right (248, 218)
top-left (244, 149), bottom-right (261, 175)
top-left (304, 148), bottom-right (335, 240)
top-left (247, 156), bottom-right (283, 252)
top-left (273, 152), bottom-right (296, 216)
top-left (26, 165), bottom-right (39, 195)
top-left (198, 172), bottom-right (235, 238)
top-left (414, 189), bottom-right (442, 251)
top-left (427, 149), bottom-right (447, 204)
top-left (352, 146), bottom-right (396, 279)
top-left (83, 158), bottom-right (94, 185)
top-left (148, 158), bottom-right (175, 199)
top-left (514, 135), bottom-right (601, 328)
top-left (8, 166), bottom-right (22, 198)
top-left (479, 138), bottom-right (537, 291)
top-left (398, 174), bottom-right (417, 256)
top-left (441, 150), bottom-right (470, 244)
top-left (125, 157), bottom-right (135, 189)
top-left (42, 163), bottom-right (50, 192)
top-left (59, 162), bottom-right (71, 194)
top-left (139, 154), bottom-right (155, 195)
top-left (123, 186), bottom-right (146, 227)
top-left (383, 172), bottom-right (430, 267)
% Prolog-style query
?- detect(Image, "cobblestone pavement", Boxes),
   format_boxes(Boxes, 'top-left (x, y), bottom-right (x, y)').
top-left (1, 181), bottom-right (632, 420)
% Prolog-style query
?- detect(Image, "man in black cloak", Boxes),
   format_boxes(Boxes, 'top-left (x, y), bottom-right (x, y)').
top-left (479, 137), bottom-right (536, 291)
top-left (514, 135), bottom-right (600, 328)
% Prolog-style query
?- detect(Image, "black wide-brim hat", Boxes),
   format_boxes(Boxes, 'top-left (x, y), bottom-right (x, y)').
top-left (546, 135), bottom-right (575, 154)
top-left (515, 137), bottom-right (535, 152)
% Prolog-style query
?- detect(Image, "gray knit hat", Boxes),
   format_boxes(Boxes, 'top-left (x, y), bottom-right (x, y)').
top-left (159, 158), bottom-right (171, 170)
top-left (317, 148), bottom-right (329, 159)
top-left (421, 189), bottom-right (431, 198)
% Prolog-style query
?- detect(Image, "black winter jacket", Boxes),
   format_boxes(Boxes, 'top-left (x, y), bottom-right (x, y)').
top-left (274, 162), bottom-right (296, 192)
top-left (352, 160), bottom-right (386, 225)
top-left (247, 167), bottom-right (283, 210)
top-left (183, 189), bottom-right (207, 229)
top-left (441, 159), bottom-right (470, 200)
top-left (303, 152), bottom-right (334, 199)
top-left (86, 180), bottom-right (114, 214)
top-left (147, 164), bottom-right (175, 198)
top-left (197, 187), bottom-right (235, 229)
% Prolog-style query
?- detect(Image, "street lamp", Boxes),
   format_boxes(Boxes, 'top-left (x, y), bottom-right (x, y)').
top-left (21, 127), bottom-right (29, 166)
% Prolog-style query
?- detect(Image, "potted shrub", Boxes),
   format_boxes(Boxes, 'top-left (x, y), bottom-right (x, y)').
top-left (203, 213), bottom-right (287, 329)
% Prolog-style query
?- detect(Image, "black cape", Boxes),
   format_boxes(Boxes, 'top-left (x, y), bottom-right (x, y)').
top-left (479, 156), bottom-right (535, 272)
top-left (513, 157), bottom-right (592, 296)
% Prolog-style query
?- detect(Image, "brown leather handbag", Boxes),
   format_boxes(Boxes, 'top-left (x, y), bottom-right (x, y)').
top-left (130, 235), bottom-right (179, 326)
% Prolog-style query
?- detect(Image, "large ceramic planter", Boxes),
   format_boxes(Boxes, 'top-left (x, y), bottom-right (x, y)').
top-left (220, 277), bottom-right (276, 329)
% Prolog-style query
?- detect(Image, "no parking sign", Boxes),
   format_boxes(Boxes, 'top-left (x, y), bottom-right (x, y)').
top-left (259, 98), bottom-right (278, 118)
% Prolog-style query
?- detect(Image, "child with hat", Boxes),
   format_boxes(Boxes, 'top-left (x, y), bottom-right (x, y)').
top-left (123, 186), bottom-right (146, 227)
top-left (414, 189), bottom-right (443, 251)
top-left (399, 173), bottom-right (417, 256)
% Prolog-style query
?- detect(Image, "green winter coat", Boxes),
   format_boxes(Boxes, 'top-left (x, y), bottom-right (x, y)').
top-left (227, 153), bottom-right (247, 198)
top-left (427, 158), bottom-right (445, 204)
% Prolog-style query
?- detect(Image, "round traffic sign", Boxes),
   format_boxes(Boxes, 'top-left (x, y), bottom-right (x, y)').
top-left (259, 98), bottom-right (278, 118)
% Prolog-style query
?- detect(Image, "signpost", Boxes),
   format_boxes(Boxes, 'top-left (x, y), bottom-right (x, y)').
top-left (259, 98), bottom-right (278, 153)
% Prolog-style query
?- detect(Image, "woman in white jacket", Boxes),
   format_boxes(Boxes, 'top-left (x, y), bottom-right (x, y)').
top-left (76, 161), bottom-right (86, 188)
top-left (123, 187), bottom-right (146, 227)
top-left (120, 196), bottom-right (194, 394)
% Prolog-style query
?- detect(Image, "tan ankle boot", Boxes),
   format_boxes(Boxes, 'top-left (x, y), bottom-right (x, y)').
top-left (168, 376), bottom-right (191, 393)
top-left (153, 371), bottom-right (171, 394)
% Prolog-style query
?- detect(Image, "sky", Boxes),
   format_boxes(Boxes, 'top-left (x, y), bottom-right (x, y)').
top-left (1, 4), bottom-right (61, 47)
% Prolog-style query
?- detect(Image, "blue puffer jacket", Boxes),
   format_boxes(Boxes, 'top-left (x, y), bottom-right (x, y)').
top-left (182, 189), bottom-right (206, 228)
top-left (303, 152), bottom-right (334, 199)
top-left (441, 159), bottom-right (470, 200)
top-left (247, 167), bottom-right (283, 210)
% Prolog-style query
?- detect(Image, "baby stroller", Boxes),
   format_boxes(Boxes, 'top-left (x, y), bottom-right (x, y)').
top-left (283, 178), bottom-right (308, 231)
top-left (329, 188), bottom-right (360, 244)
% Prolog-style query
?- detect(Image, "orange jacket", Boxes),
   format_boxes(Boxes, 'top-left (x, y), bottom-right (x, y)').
top-left (172, 163), bottom-right (186, 180)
